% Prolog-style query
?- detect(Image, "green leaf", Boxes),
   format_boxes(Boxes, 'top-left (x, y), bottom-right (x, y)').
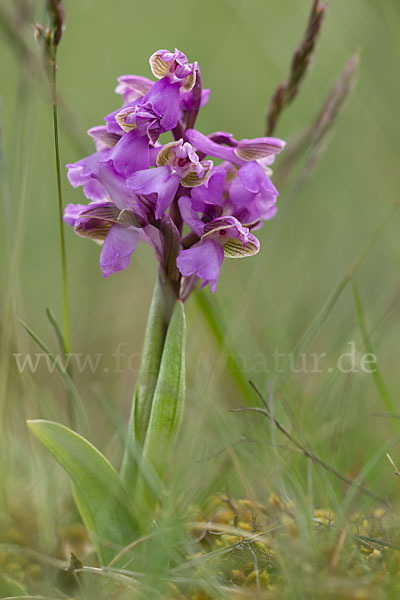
top-left (0, 573), bottom-right (27, 596)
top-left (121, 278), bottom-right (166, 494)
top-left (27, 420), bottom-right (138, 565)
top-left (136, 299), bottom-right (186, 516)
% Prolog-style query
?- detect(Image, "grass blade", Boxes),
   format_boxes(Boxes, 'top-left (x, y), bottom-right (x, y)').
top-left (195, 291), bottom-right (254, 405)
top-left (352, 280), bottom-right (396, 421)
top-left (19, 319), bottom-right (89, 437)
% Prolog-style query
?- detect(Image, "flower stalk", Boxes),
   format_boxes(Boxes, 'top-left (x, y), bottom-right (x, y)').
top-left (36, 1), bottom-right (71, 358)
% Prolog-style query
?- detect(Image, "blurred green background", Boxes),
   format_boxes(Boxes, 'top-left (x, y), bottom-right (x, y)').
top-left (1, 0), bottom-right (400, 525)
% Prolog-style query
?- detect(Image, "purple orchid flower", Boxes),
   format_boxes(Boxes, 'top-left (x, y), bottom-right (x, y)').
top-left (64, 201), bottom-right (140, 277)
top-left (64, 193), bottom-right (164, 279)
top-left (64, 47), bottom-right (286, 293)
top-left (101, 49), bottom-right (199, 178)
top-left (65, 158), bottom-right (163, 277)
top-left (127, 139), bottom-right (213, 220)
top-left (149, 48), bottom-right (197, 89)
top-left (177, 216), bottom-right (260, 292)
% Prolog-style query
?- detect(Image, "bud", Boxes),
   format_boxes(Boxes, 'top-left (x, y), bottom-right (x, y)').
top-left (47, 0), bottom-right (65, 47)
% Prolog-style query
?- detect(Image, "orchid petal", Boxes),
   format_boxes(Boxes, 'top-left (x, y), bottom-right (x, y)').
top-left (177, 239), bottom-right (224, 293)
top-left (100, 224), bottom-right (139, 278)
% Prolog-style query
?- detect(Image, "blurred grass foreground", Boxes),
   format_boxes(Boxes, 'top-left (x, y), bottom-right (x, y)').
top-left (1, 0), bottom-right (400, 598)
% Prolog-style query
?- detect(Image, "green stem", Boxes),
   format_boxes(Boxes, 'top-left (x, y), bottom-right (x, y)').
top-left (121, 277), bottom-right (169, 495)
top-left (50, 55), bottom-right (71, 357)
top-left (50, 51), bottom-right (75, 429)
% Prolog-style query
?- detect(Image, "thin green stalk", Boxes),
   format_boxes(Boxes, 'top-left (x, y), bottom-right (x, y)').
top-left (352, 280), bottom-right (397, 424)
top-left (50, 56), bottom-right (71, 357)
top-left (195, 292), bottom-right (254, 405)
top-left (19, 318), bottom-right (89, 438)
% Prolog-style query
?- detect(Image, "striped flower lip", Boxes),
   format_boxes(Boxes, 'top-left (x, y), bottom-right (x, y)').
top-left (64, 202), bottom-right (144, 242)
top-left (201, 216), bottom-right (260, 258)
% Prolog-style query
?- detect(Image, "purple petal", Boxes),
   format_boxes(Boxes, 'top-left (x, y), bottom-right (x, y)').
top-left (177, 239), bottom-right (224, 293)
top-left (237, 162), bottom-right (267, 194)
top-left (208, 131), bottom-right (239, 146)
top-left (127, 165), bottom-right (180, 219)
top-left (238, 162), bottom-right (279, 196)
top-left (235, 137), bottom-right (286, 161)
top-left (107, 130), bottom-right (150, 177)
top-left (143, 78), bottom-right (181, 131)
top-left (127, 165), bottom-right (170, 194)
top-left (185, 129), bottom-right (240, 164)
top-left (94, 163), bottom-right (133, 211)
top-left (95, 162), bottom-right (155, 223)
top-left (83, 178), bottom-right (109, 202)
top-left (229, 176), bottom-right (255, 209)
top-left (178, 196), bottom-right (203, 237)
top-left (104, 108), bottom-right (126, 135)
top-left (190, 167), bottom-right (225, 211)
top-left (63, 203), bottom-right (88, 227)
top-left (238, 191), bottom-right (278, 227)
top-left (115, 75), bottom-right (154, 104)
top-left (100, 224), bottom-right (139, 278)
top-left (87, 126), bottom-right (121, 151)
top-left (66, 150), bottom-right (110, 188)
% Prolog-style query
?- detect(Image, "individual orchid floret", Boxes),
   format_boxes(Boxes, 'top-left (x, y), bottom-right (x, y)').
top-left (127, 140), bottom-right (213, 220)
top-left (185, 129), bottom-right (286, 166)
top-left (177, 216), bottom-right (260, 292)
top-left (64, 200), bottom-right (141, 277)
top-left (110, 80), bottom-right (183, 172)
top-left (113, 49), bottom-right (198, 143)
top-left (149, 48), bottom-right (197, 91)
top-left (115, 105), bottom-right (157, 136)
top-left (66, 158), bottom-right (156, 225)
top-left (202, 216), bottom-right (260, 258)
top-left (63, 192), bottom-right (163, 278)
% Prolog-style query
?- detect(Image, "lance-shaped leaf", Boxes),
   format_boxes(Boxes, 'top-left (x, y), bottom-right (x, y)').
top-left (136, 299), bottom-right (186, 516)
top-left (120, 279), bottom-right (166, 494)
top-left (0, 574), bottom-right (26, 597)
top-left (27, 420), bottom-right (138, 565)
